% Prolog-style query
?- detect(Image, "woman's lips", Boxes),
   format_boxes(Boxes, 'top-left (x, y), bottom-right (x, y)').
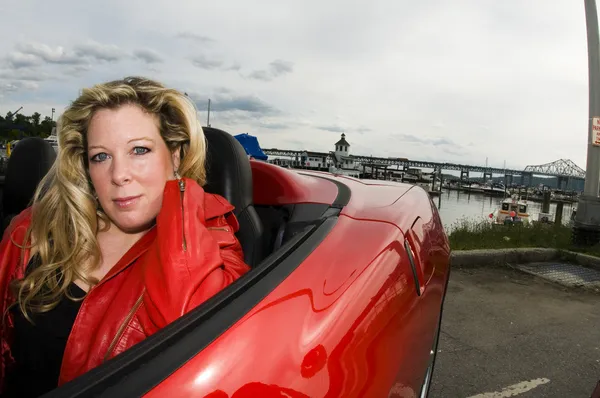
top-left (112, 195), bottom-right (142, 209)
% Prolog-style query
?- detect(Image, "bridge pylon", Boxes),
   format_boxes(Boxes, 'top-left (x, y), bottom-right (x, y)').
top-left (483, 171), bottom-right (493, 183)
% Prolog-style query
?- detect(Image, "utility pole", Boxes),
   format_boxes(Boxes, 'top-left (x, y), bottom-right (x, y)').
top-left (574, 0), bottom-right (600, 245)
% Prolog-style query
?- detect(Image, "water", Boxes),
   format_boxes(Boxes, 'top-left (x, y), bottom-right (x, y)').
top-left (433, 189), bottom-right (576, 232)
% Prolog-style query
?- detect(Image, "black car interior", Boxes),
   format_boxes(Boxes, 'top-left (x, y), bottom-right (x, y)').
top-left (203, 127), bottom-right (266, 267)
top-left (202, 127), bottom-right (335, 265)
top-left (0, 137), bottom-right (56, 236)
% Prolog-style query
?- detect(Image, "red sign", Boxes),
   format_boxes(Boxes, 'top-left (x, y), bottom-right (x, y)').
top-left (594, 117), bottom-right (600, 146)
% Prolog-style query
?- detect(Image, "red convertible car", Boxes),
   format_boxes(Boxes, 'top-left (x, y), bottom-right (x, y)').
top-left (0, 128), bottom-right (451, 398)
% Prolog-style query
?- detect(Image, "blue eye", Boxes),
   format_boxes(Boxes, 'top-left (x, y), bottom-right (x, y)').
top-left (133, 147), bottom-right (150, 155)
top-left (91, 153), bottom-right (108, 162)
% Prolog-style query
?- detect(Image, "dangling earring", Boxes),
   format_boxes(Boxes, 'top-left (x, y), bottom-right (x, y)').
top-left (93, 193), bottom-right (101, 210)
top-left (174, 169), bottom-right (185, 192)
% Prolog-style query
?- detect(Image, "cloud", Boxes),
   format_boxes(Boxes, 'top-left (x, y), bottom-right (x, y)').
top-left (190, 90), bottom-right (278, 115)
top-left (246, 59), bottom-right (294, 81)
top-left (441, 146), bottom-right (468, 157)
top-left (65, 64), bottom-right (93, 76)
top-left (318, 125), bottom-right (345, 133)
top-left (247, 70), bottom-right (271, 81)
top-left (0, 80), bottom-right (39, 96)
top-left (13, 42), bottom-right (84, 66)
top-left (269, 60), bottom-right (293, 76)
top-left (211, 95), bottom-right (277, 114)
top-left (133, 48), bottom-right (164, 64)
top-left (6, 52), bottom-right (42, 69)
top-left (432, 138), bottom-right (454, 146)
top-left (190, 55), bottom-right (223, 70)
top-left (3, 40), bottom-right (128, 73)
top-left (189, 59), bottom-right (240, 71)
top-left (176, 32), bottom-right (215, 44)
top-left (73, 40), bottom-right (126, 62)
top-left (257, 121), bottom-right (290, 130)
top-left (394, 133), bottom-right (464, 151)
top-left (394, 133), bottom-right (428, 144)
top-left (0, 69), bottom-right (53, 82)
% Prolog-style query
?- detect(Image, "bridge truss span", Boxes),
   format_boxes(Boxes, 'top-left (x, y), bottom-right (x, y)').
top-left (524, 159), bottom-right (585, 179)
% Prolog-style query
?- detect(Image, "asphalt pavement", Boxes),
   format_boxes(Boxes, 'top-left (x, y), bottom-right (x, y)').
top-left (429, 265), bottom-right (600, 398)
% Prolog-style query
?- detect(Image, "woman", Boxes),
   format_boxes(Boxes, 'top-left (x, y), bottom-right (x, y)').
top-left (0, 77), bottom-right (250, 397)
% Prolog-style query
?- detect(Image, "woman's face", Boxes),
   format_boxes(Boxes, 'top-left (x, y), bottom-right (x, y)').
top-left (87, 103), bottom-right (180, 234)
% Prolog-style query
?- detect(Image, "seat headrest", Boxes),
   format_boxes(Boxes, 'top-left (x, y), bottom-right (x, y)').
top-left (3, 137), bottom-right (56, 216)
top-left (203, 127), bottom-right (253, 216)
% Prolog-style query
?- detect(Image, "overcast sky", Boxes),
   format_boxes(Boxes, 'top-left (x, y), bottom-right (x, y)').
top-left (0, 0), bottom-right (592, 170)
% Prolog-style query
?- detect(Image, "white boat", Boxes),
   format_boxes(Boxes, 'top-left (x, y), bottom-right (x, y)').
top-left (462, 182), bottom-right (485, 193)
top-left (483, 182), bottom-right (507, 197)
top-left (490, 196), bottom-right (531, 225)
top-left (44, 128), bottom-right (59, 151)
top-left (402, 173), bottom-right (419, 182)
top-left (442, 180), bottom-right (459, 190)
top-left (44, 135), bottom-right (58, 151)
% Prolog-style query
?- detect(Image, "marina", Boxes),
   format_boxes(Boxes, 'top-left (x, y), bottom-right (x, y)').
top-left (433, 188), bottom-right (576, 232)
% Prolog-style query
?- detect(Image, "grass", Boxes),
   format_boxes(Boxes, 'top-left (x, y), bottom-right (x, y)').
top-left (447, 218), bottom-right (600, 258)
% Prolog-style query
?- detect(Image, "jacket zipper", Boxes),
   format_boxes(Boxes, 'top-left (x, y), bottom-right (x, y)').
top-left (104, 290), bottom-right (145, 361)
top-left (179, 178), bottom-right (187, 252)
top-left (207, 226), bottom-right (229, 232)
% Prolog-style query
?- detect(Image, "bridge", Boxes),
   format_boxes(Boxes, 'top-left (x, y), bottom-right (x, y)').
top-left (262, 148), bottom-right (585, 188)
top-left (524, 159), bottom-right (585, 179)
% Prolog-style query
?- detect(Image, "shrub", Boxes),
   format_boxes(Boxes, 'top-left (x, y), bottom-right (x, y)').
top-left (447, 219), bottom-right (572, 251)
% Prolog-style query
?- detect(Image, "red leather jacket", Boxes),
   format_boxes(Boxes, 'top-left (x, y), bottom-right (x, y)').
top-left (0, 178), bottom-right (250, 391)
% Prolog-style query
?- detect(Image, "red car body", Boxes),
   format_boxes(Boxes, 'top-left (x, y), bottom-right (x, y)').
top-left (149, 163), bottom-right (451, 398)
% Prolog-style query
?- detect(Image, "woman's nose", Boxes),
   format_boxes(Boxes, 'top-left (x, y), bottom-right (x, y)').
top-left (110, 156), bottom-right (132, 186)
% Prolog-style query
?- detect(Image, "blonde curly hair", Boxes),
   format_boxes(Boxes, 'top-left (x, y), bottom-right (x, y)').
top-left (10, 76), bottom-right (206, 321)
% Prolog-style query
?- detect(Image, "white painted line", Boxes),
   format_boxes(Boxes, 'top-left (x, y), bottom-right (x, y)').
top-left (467, 378), bottom-right (550, 398)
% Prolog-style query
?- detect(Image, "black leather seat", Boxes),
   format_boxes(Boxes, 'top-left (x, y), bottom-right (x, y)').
top-left (1, 137), bottom-right (56, 235)
top-left (202, 127), bottom-right (265, 267)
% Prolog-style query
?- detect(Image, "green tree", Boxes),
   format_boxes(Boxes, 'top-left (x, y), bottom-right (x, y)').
top-left (31, 112), bottom-right (41, 127)
top-left (0, 111), bottom-right (56, 141)
top-left (8, 129), bottom-right (22, 140)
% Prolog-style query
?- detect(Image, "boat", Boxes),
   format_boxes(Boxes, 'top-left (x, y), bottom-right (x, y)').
top-left (442, 180), bottom-right (459, 190)
top-left (490, 195), bottom-right (531, 225)
top-left (44, 134), bottom-right (58, 151)
top-left (483, 182), bottom-right (507, 197)
top-left (462, 182), bottom-right (485, 193)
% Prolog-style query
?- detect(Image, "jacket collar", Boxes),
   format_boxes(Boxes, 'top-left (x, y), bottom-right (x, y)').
top-left (94, 227), bottom-right (157, 288)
